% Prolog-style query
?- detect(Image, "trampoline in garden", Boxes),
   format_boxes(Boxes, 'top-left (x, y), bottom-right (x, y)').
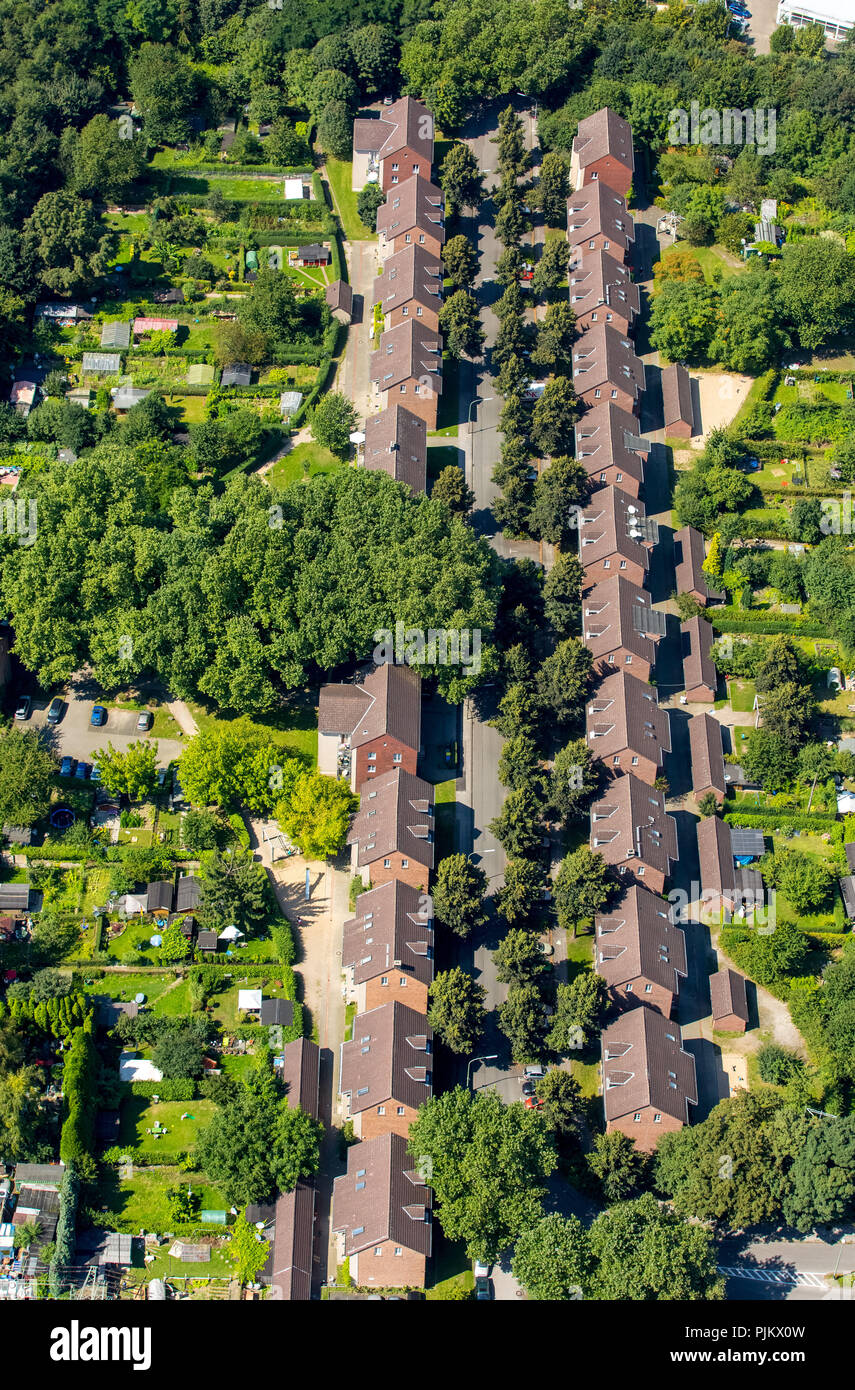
top-left (50, 806), bottom-right (74, 830)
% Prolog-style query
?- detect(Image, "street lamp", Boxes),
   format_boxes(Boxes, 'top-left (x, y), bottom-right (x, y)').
top-left (516, 92), bottom-right (538, 125)
top-left (467, 1054), bottom-right (498, 1089)
top-left (468, 395), bottom-right (493, 432)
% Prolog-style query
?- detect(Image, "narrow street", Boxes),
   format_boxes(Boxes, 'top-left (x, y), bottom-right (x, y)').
top-left (455, 103), bottom-right (549, 1109)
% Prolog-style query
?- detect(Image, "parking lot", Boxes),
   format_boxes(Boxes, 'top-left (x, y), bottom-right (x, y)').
top-left (19, 686), bottom-right (185, 771)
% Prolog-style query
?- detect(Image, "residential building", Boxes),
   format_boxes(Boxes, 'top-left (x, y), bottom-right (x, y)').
top-left (258, 1038), bottom-right (320, 1301)
top-left (347, 767), bottom-right (434, 890)
top-left (582, 575), bottom-right (667, 681)
top-left (681, 616), bottom-right (718, 702)
top-left (370, 319), bottom-right (442, 428)
top-left (362, 405), bottom-right (427, 493)
top-left (696, 816), bottom-right (764, 916)
top-left (342, 880), bottom-right (433, 1012)
top-left (602, 1008), bottom-right (697, 1152)
top-left (332, 1132), bottom-right (432, 1288)
top-left (575, 401), bottom-right (649, 497)
top-left (572, 322), bottom-right (645, 415)
top-left (589, 774), bottom-right (678, 893)
top-left (566, 183), bottom-right (634, 266)
top-left (689, 712), bottom-right (727, 804)
top-left (568, 251), bottom-right (640, 335)
top-left (586, 671), bottom-right (671, 784)
top-left (376, 175), bottom-right (446, 261)
top-left (317, 662), bottom-right (421, 786)
top-left (578, 483), bottom-right (657, 590)
top-left (570, 107), bottom-right (635, 197)
top-left (373, 244), bottom-right (443, 331)
top-left (709, 968), bottom-right (749, 1033)
top-left (339, 1001), bottom-right (432, 1139)
top-left (352, 97), bottom-right (435, 192)
top-left (595, 885), bottom-right (688, 1015)
top-left (661, 362), bottom-right (695, 438)
top-left (674, 526), bottom-right (724, 605)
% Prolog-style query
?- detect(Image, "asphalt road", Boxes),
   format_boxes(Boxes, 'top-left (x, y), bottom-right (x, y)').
top-left (456, 101), bottom-right (548, 1111)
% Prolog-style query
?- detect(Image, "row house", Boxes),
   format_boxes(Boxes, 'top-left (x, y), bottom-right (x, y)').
top-left (662, 362), bottom-right (695, 439)
top-left (373, 243), bottom-right (444, 332)
top-left (252, 1038), bottom-right (321, 1301)
top-left (673, 525), bottom-right (723, 606)
top-left (370, 318), bottom-right (443, 428)
top-left (317, 663), bottom-right (421, 787)
top-left (361, 405), bottom-right (427, 492)
top-left (595, 885), bottom-right (687, 1017)
top-left (602, 1006), bottom-right (697, 1153)
top-left (572, 321), bottom-right (645, 415)
top-left (570, 107), bottom-right (635, 198)
top-left (689, 712), bottom-right (727, 805)
top-left (681, 616), bottom-right (718, 703)
top-left (352, 96), bottom-right (435, 192)
top-left (578, 483), bottom-right (657, 591)
top-left (332, 1132), bottom-right (432, 1289)
top-left (575, 401), bottom-right (649, 497)
top-left (339, 1000), bottom-right (433, 1140)
top-left (342, 880), bottom-right (433, 1013)
top-left (589, 773), bottom-right (678, 895)
top-left (586, 671), bottom-right (671, 785)
top-left (582, 574), bottom-right (667, 682)
top-left (566, 183), bottom-right (634, 268)
top-left (569, 251), bottom-right (640, 336)
top-left (347, 767), bottom-right (435, 891)
top-left (377, 175), bottom-right (446, 261)
top-left (696, 815), bottom-right (763, 918)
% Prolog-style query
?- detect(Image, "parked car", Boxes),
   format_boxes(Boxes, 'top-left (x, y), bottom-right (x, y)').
top-left (521, 1079), bottom-right (536, 1097)
top-left (14, 696), bottom-right (31, 721)
top-left (473, 1261), bottom-right (492, 1279)
top-left (90, 704), bottom-right (107, 727)
top-left (47, 696), bottom-right (64, 724)
top-left (524, 1063), bottom-right (544, 1079)
top-left (74, 761), bottom-right (90, 780)
top-left (157, 766), bottom-right (169, 788)
top-left (524, 1095), bottom-right (544, 1110)
top-left (60, 756), bottom-right (76, 777)
top-left (475, 1277), bottom-right (493, 1301)
top-left (90, 763), bottom-right (101, 783)
top-left (136, 710), bottom-right (153, 732)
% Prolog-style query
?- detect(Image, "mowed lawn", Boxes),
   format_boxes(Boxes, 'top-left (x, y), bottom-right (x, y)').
top-left (185, 699), bottom-right (318, 766)
top-left (267, 440), bottom-right (342, 490)
top-left (98, 1165), bottom-right (229, 1232)
top-left (325, 157), bottom-right (375, 241)
top-left (119, 1098), bottom-right (217, 1155)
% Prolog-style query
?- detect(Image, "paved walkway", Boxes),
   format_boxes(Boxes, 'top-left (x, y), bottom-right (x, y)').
top-left (165, 700), bottom-right (199, 738)
top-left (335, 240), bottom-right (378, 419)
top-left (244, 815), bottom-right (350, 1291)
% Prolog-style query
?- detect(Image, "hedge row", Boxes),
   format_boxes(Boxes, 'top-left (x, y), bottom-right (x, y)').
top-left (710, 611), bottom-right (830, 638)
top-left (158, 164), bottom-right (312, 177)
top-left (723, 809), bottom-right (842, 832)
top-left (128, 1078), bottom-right (196, 1100)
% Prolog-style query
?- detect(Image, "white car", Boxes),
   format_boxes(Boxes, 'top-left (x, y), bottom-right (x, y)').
top-left (474, 1261), bottom-right (492, 1279)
